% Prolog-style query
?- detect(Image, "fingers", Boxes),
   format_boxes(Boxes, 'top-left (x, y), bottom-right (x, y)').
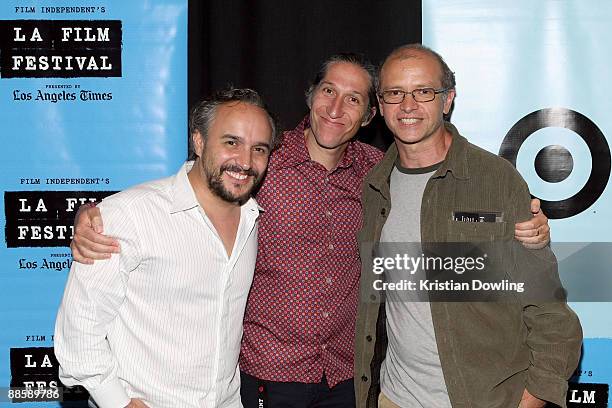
top-left (126, 399), bottom-right (150, 408)
top-left (75, 220), bottom-right (120, 247)
top-left (515, 201), bottom-right (551, 249)
top-left (518, 389), bottom-right (546, 408)
top-left (515, 221), bottom-right (550, 249)
top-left (70, 241), bottom-right (94, 265)
top-left (71, 203), bottom-right (119, 264)
top-left (514, 224), bottom-right (550, 249)
top-left (515, 222), bottom-right (550, 237)
top-left (72, 235), bottom-right (114, 260)
top-left (86, 206), bottom-right (104, 233)
top-left (530, 198), bottom-right (541, 214)
top-left (72, 229), bottom-right (118, 256)
top-left (530, 207), bottom-right (548, 229)
top-left (70, 221), bottom-right (120, 264)
top-left (514, 220), bottom-right (537, 233)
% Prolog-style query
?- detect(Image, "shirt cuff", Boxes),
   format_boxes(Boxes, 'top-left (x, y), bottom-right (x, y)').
top-left (88, 377), bottom-right (131, 408)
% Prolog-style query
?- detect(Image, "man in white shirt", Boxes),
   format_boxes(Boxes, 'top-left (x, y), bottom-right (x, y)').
top-left (54, 88), bottom-right (279, 408)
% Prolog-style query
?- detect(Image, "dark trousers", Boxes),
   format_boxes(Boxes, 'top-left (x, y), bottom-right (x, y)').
top-left (240, 371), bottom-right (356, 408)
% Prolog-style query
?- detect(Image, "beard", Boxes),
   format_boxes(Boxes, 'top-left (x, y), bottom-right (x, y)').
top-left (205, 162), bottom-right (262, 205)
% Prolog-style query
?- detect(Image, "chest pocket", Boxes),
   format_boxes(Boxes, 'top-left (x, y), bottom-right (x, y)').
top-left (447, 219), bottom-right (507, 242)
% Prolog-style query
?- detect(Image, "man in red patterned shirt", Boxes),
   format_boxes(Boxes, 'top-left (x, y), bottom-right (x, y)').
top-left (238, 54), bottom-right (384, 407)
top-left (69, 54), bottom-right (550, 408)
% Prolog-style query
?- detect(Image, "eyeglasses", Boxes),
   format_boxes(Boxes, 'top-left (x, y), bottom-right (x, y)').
top-left (379, 87), bottom-right (450, 104)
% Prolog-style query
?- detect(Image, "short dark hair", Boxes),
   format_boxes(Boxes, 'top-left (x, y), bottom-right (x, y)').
top-left (188, 87), bottom-right (280, 160)
top-left (304, 53), bottom-right (377, 121)
top-left (378, 44), bottom-right (456, 92)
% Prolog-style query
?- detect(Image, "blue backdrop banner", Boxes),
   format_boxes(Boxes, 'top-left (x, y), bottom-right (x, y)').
top-left (424, 1), bottom-right (612, 406)
top-left (0, 1), bottom-right (187, 406)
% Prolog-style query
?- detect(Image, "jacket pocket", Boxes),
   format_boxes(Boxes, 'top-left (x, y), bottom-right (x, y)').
top-left (447, 219), bottom-right (507, 242)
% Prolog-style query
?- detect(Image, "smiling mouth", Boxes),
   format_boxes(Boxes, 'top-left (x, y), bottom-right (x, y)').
top-left (225, 170), bottom-right (249, 180)
top-left (399, 118), bottom-right (420, 124)
top-left (321, 116), bottom-right (344, 126)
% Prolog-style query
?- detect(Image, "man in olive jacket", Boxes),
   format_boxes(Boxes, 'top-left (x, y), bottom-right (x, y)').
top-left (354, 44), bottom-right (582, 408)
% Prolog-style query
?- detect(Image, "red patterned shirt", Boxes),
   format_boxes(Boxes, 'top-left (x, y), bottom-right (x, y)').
top-left (240, 117), bottom-right (383, 387)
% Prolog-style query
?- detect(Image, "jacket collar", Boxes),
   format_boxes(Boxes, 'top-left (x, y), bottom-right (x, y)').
top-left (432, 122), bottom-right (470, 181)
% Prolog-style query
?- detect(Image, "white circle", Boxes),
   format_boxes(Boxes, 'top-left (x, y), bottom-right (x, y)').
top-left (515, 127), bottom-right (592, 201)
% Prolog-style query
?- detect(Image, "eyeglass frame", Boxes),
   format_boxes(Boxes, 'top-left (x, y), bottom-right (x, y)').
top-left (378, 87), bottom-right (451, 104)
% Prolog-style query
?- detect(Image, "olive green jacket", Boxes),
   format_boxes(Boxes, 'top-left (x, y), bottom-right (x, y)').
top-left (354, 123), bottom-right (582, 408)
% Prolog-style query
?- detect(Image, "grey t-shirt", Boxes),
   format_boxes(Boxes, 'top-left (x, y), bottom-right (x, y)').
top-left (379, 161), bottom-right (452, 408)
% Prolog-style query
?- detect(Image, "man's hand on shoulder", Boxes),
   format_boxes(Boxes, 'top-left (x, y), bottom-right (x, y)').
top-left (517, 389), bottom-right (546, 408)
top-left (71, 203), bottom-right (120, 264)
top-left (125, 398), bottom-right (150, 408)
top-left (515, 198), bottom-right (551, 249)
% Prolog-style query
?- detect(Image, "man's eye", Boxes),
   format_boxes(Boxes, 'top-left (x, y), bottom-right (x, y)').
top-left (226, 140), bottom-right (237, 146)
top-left (390, 90), bottom-right (403, 96)
top-left (348, 96), bottom-right (361, 105)
top-left (322, 87), bottom-right (334, 95)
top-left (418, 88), bottom-right (434, 96)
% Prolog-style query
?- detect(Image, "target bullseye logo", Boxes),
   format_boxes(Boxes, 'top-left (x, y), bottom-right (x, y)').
top-left (499, 108), bottom-right (610, 219)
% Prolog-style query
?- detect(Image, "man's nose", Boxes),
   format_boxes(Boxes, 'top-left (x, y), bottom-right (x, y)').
top-left (399, 93), bottom-right (418, 111)
top-left (237, 148), bottom-right (252, 170)
top-left (327, 95), bottom-right (344, 118)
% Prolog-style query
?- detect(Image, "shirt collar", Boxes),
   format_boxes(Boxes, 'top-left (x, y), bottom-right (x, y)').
top-left (275, 116), bottom-right (312, 169)
top-left (170, 161), bottom-right (262, 215)
top-left (275, 115), bottom-right (366, 175)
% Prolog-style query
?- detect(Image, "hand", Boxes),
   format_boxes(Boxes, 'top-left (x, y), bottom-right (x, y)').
top-left (125, 398), bottom-right (150, 408)
top-left (70, 204), bottom-right (120, 264)
top-left (514, 198), bottom-right (550, 249)
top-left (517, 389), bottom-right (546, 408)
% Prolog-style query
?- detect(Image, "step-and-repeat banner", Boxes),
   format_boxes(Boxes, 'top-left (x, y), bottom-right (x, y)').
top-left (0, 0), bottom-right (186, 405)
top-left (424, 1), bottom-right (611, 406)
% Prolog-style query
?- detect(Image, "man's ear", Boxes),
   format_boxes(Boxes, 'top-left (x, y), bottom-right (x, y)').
top-left (192, 130), bottom-right (204, 158)
top-left (443, 89), bottom-right (456, 115)
top-left (377, 94), bottom-right (385, 118)
top-left (361, 106), bottom-right (377, 127)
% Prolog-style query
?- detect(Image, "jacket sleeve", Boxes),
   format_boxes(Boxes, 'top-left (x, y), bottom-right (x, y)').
top-left (510, 179), bottom-right (582, 408)
top-left (54, 200), bottom-right (140, 408)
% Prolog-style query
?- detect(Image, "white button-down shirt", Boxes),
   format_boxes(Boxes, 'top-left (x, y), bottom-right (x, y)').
top-left (55, 162), bottom-right (260, 408)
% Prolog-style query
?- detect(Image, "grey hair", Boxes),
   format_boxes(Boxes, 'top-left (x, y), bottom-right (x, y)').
top-left (188, 87), bottom-right (280, 160)
top-left (304, 53), bottom-right (377, 122)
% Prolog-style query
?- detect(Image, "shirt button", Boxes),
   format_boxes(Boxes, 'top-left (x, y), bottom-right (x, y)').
top-left (366, 335), bottom-right (372, 342)
top-left (322, 311), bottom-right (329, 318)
top-left (326, 277), bottom-right (333, 284)
top-left (322, 344), bottom-right (327, 350)
top-left (361, 375), bottom-right (368, 382)
top-left (328, 243), bottom-right (334, 250)
top-left (325, 176), bottom-right (329, 183)
top-left (325, 210), bottom-right (332, 217)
